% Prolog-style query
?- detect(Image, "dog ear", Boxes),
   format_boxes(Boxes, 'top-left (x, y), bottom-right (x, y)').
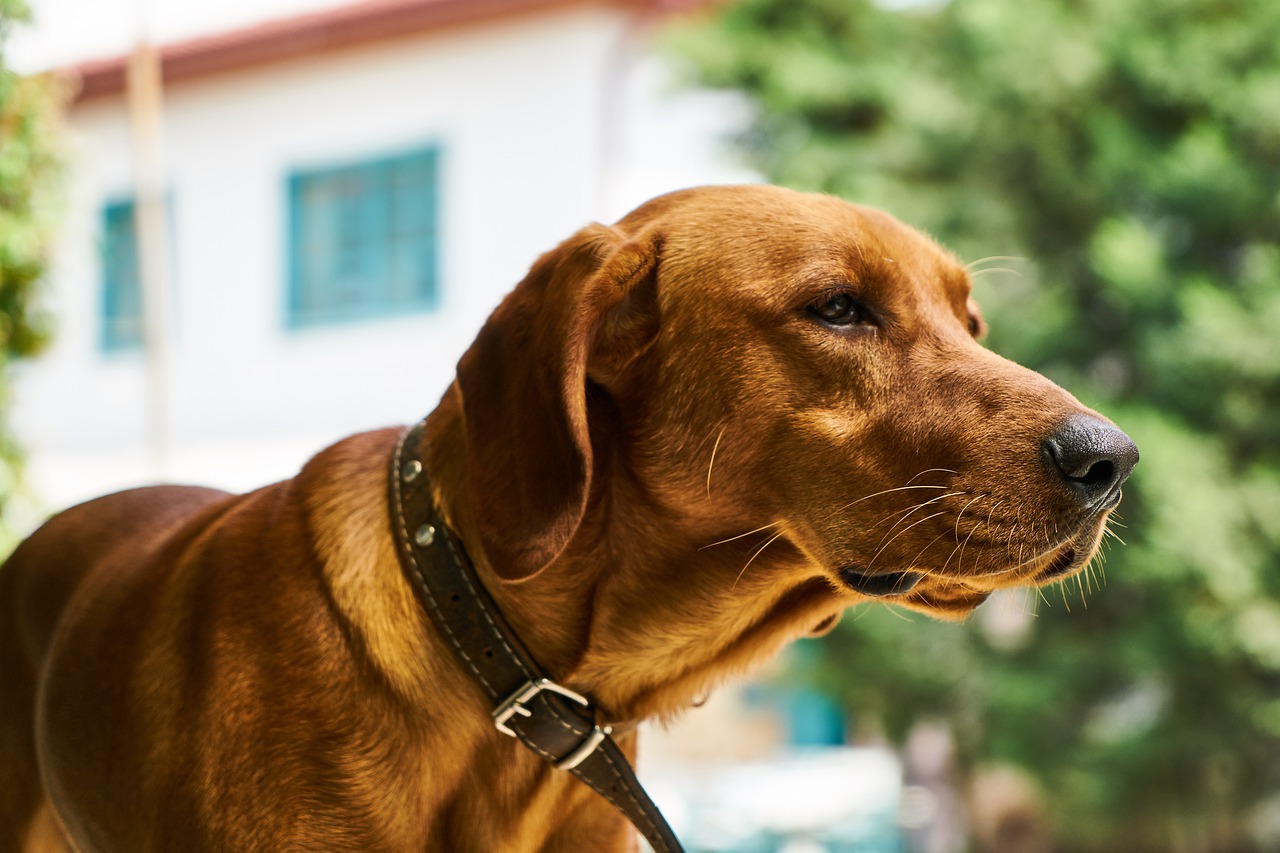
top-left (455, 224), bottom-right (661, 581)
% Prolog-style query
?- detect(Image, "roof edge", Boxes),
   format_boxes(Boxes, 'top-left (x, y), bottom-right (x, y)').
top-left (69, 0), bottom-right (691, 103)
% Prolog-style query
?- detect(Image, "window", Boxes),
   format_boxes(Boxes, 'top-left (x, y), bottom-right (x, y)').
top-left (287, 146), bottom-right (440, 327)
top-left (101, 200), bottom-right (143, 351)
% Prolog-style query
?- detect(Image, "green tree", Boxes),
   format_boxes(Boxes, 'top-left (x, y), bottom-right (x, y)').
top-left (0, 0), bottom-right (60, 548)
top-left (671, 1), bottom-right (1280, 850)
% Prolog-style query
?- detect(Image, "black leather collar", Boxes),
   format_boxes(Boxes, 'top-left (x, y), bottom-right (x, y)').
top-left (388, 421), bottom-right (685, 853)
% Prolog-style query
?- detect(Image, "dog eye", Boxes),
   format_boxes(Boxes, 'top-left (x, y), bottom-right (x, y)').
top-left (809, 293), bottom-right (865, 327)
top-left (965, 297), bottom-right (986, 339)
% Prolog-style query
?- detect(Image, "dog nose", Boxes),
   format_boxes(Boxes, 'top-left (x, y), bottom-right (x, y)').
top-left (1043, 414), bottom-right (1139, 508)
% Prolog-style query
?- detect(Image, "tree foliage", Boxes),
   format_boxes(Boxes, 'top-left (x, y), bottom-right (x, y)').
top-left (0, 0), bottom-right (60, 547)
top-left (671, 1), bottom-right (1280, 850)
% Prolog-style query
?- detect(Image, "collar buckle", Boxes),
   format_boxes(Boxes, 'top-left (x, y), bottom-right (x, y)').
top-left (492, 678), bottom-right (613, 770)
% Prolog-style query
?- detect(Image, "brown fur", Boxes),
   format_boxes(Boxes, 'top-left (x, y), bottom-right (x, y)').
top-left (0, 186), bottom-right (1129, 851)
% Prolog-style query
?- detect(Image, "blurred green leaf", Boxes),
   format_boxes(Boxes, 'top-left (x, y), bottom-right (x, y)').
top-left (0, 0), bottom-right (62, 543)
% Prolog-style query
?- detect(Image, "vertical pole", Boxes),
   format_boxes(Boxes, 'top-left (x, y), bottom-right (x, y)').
top-left (596, 13), bottom-right (648, 218)
top-left (126, 41), bottom-right (172, 480)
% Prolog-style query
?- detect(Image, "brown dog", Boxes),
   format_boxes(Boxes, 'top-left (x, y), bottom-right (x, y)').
top-left (0, 185), bottom-right (1136, 852)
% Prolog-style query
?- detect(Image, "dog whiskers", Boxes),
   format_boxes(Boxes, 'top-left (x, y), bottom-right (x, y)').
top-left (705, 426), bottom-right (727, 502)
top-left (968, 267), bottom-right (1022, 281)
top-left (732, 529), bottom-right (787, 591)
top-left (881, 605), bottom-right (917, 624)
top-left (906, 468), bottom-right (958, 484)
top-left (866, 511), bottom-right (948, 571)
top-left (856, 491), bottom-right (960, 572)
top-left (982, 499), bottom-right (1005, 575)
top-left (964, 255), bottom-right (1024, 270)
top-left (1019, 587), bottom-right (1041, 621)
top-left (907, 528), bottom-right (953, 574)
top-left (870, 491), bottom-right (966, 549)
top-left (941, 494), bottom-right (986, 575)
top-left (814, 468), bottom-right (958, 533)
top-left (819, 483), bottom-right (949, 526)
top-left (699, 521), bottom-right (783, 551)
top-left (1101, 525), bottom-right (1127, 546)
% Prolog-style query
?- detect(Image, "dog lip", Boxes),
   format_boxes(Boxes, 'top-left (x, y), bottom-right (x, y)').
top-left (838, 567), bottom-right (924, 597)
top-left (1095, 485), bottom-right (1124, 512)
top-left (1035, 545), bottom-right (1079, 581)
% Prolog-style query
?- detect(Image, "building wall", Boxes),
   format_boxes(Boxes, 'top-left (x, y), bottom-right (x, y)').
top-left (13, 6), bottom-right (662, 510)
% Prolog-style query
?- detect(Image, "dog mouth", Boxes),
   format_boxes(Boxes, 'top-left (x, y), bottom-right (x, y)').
top-left (1095, 483), bottom-right (1125, 514)
top-left (1032, 542), bottom-right (1079, 582)
top-left (836, 504), bottom-right (1112, 597)
top-left (1018, 526), bottom-right (1100, 585)
top-left (837, 567), bottom-right (924, 597)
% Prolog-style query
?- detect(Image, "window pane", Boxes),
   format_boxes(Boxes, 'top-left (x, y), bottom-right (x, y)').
top-left (288, 147), bottom-right (439, 326)
top-left (102, 201), bottom-right (142, 350)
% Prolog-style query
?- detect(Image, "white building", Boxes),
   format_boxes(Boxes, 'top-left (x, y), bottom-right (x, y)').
top-left (12, 0), bottom-right (754, 511)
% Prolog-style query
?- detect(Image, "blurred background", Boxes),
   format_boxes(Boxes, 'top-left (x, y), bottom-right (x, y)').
top-left (3, 0), bottom-right (1279, 850)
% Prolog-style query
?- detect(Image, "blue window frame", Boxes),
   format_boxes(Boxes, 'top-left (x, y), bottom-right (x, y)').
top-left (287, 146), bottom-right (440, 327)
top-left (101, 200), bottom-right (143, 351)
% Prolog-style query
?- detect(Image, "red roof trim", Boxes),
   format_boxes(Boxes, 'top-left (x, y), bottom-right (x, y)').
top-left (71, 0), bottom-right (687, 102)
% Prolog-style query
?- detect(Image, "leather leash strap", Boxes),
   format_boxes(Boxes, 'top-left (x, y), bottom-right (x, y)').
top-left (388, 422), bottom-right (685, 853)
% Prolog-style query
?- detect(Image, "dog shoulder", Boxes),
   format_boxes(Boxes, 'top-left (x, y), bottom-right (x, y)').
top-left (296, 427), bottom-right (403, 570)
top-left (295, 427), bottom-right (455, 709)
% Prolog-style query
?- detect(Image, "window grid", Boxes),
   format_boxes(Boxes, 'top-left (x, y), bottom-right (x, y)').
top-left (101, 200), bottom-right (143, 351)
top-left (288, 147), bottom-right (440, 327)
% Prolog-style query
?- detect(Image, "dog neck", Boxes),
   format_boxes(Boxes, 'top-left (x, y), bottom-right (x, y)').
top-left (419, 387), bottom-right (843, 725)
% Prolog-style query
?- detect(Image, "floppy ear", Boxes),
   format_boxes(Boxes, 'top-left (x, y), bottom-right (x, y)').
top-left (455, 224), bottom-right (661, 581)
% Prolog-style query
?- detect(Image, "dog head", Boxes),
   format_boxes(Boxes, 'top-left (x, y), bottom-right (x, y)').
top-left (455, 185), bottom-right (1137, 620)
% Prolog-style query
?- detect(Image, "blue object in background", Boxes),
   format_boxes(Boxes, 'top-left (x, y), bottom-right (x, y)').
top-left (287, 145), bottom-right (441, 327)
top-left (100, 199), bottom-right (143, 351)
